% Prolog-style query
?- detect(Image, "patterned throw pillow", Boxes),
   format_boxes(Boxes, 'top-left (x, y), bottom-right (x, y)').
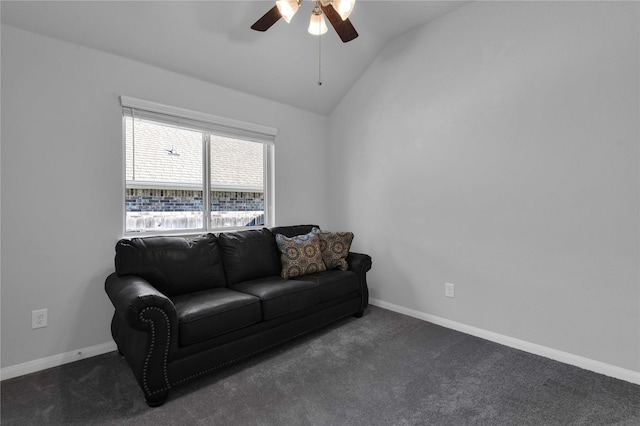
top-left (312, 228), bottom-right (354, 270)
top-left (275, 232), bottom-right (327, 279)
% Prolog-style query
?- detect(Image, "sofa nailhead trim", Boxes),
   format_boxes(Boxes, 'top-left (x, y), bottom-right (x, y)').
top-left (360, 258), bottom-right (372, 311)
top-left (139, 307), bottom-right (171, 396)
top-left (348, 256), bottom-right (371, 312)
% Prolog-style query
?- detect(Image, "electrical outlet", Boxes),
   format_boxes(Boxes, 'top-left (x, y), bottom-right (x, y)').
top-left (32, 309), bottom-right (48, 329)
top-left (445, 283), bottom-right (455, 298)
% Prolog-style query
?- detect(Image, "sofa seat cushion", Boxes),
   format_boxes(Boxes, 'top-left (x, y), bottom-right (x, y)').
top-left (231, 276), bottom-right (319, 321)
top-left (172, 288), bottom-right (261, 346)
top-left (291, 270), bottom-right (359, 303)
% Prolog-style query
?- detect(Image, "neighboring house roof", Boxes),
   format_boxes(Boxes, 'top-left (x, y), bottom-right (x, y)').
top-left (125, 118), bottom-right (263, 190)
top-left (211, 135), bottom-right (263, 190)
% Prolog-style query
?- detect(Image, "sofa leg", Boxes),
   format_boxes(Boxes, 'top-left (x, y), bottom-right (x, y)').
top-left (145, 391), bottom-right (169, 407)
top-left (353, 310), bottom-right (364, 318)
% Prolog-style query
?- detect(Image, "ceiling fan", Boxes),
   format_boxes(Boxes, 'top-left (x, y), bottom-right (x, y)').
top-left (251, 0), bottom-right (358, 43)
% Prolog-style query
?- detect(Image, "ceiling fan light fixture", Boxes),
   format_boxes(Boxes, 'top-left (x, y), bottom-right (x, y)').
top-left (251, 0), bottom-right (358, 43)
top-left (332, 0), bottom-right (356, 20)
top-left (308, 6), bottom-right (328, 35)
top-left (276, 0), bottom-right (300, 23)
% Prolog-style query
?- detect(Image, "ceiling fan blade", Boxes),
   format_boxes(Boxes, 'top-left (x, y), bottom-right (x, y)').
top-left (321, 4), bottom-right (358, 43)
top-left (251, 5), bottom-right (282, 32)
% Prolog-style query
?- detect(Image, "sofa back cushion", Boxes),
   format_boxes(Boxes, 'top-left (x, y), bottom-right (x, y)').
top-left (115, 234), bottom-right (227, 297)
top-left (218, 228), bottom-right (282, 285)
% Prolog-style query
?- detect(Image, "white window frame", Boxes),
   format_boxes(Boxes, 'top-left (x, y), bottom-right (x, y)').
top-left (120, 96), bottom-right (277, 236)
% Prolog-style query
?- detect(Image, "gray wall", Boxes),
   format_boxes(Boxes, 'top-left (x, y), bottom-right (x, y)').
top-left (1, 26), bottom-right (330, 368)
top-left (328, 1), bottom-right (639, 372)
top-left (2, 1), bottom-right (639, 377)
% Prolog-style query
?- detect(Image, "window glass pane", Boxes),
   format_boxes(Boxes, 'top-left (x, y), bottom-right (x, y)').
top-left (125, 117), bottom-right (204, 232)
top-left (210, 135), bottom-right (264, 228)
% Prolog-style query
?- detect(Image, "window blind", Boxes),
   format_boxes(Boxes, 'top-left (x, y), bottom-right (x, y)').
top-left (120, 96), bottom-right (277, 144)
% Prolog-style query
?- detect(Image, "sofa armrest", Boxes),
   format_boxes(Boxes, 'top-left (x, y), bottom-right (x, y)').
top-left (346, 252), bottom-right (372, 313)
top-left (105, 273), bottom-right (178, 332)
top-left (105, 273), bottom-right (178, 405)
top-left (346, 252), bottom-right (372, 274)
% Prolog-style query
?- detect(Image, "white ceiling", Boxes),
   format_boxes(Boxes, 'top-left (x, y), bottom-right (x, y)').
top-left (1, 0), bottom-right (469, 115)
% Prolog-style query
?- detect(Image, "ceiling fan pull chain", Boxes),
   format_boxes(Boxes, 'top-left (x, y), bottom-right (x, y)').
top-left (318, 21), bottom-right (323, 86)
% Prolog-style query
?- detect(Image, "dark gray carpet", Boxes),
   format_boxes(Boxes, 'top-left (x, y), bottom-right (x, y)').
top-left (2, 306), bottom-right (639, 425)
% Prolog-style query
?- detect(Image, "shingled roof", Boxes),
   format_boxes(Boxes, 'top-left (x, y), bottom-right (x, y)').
top-left (125, 118), bottom-right (263, 190)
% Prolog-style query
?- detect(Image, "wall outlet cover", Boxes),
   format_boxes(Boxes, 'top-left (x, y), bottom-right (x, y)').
top-left (32, 309), bottom-right (48, 329)
top-left (445, 283), bottom-right (455, 298)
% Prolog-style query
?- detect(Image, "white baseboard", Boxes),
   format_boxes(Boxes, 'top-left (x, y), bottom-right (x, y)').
top-left (1, 341), bottom-right (118, 381)
top-left (369, 298), bottom-right (640, 385)
top-left (3, 303), bottom-right (639, 386)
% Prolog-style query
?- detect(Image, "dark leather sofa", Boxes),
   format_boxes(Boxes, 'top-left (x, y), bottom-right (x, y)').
top-left (105, 225), bottom-right (372, 406)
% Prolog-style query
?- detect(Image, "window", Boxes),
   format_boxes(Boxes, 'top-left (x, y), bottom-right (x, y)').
top-left (121, 96), bottom-right (276, 235)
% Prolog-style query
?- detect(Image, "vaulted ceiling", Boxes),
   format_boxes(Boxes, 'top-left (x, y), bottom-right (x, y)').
top-left (1, 1), bottom-right (469, 115)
